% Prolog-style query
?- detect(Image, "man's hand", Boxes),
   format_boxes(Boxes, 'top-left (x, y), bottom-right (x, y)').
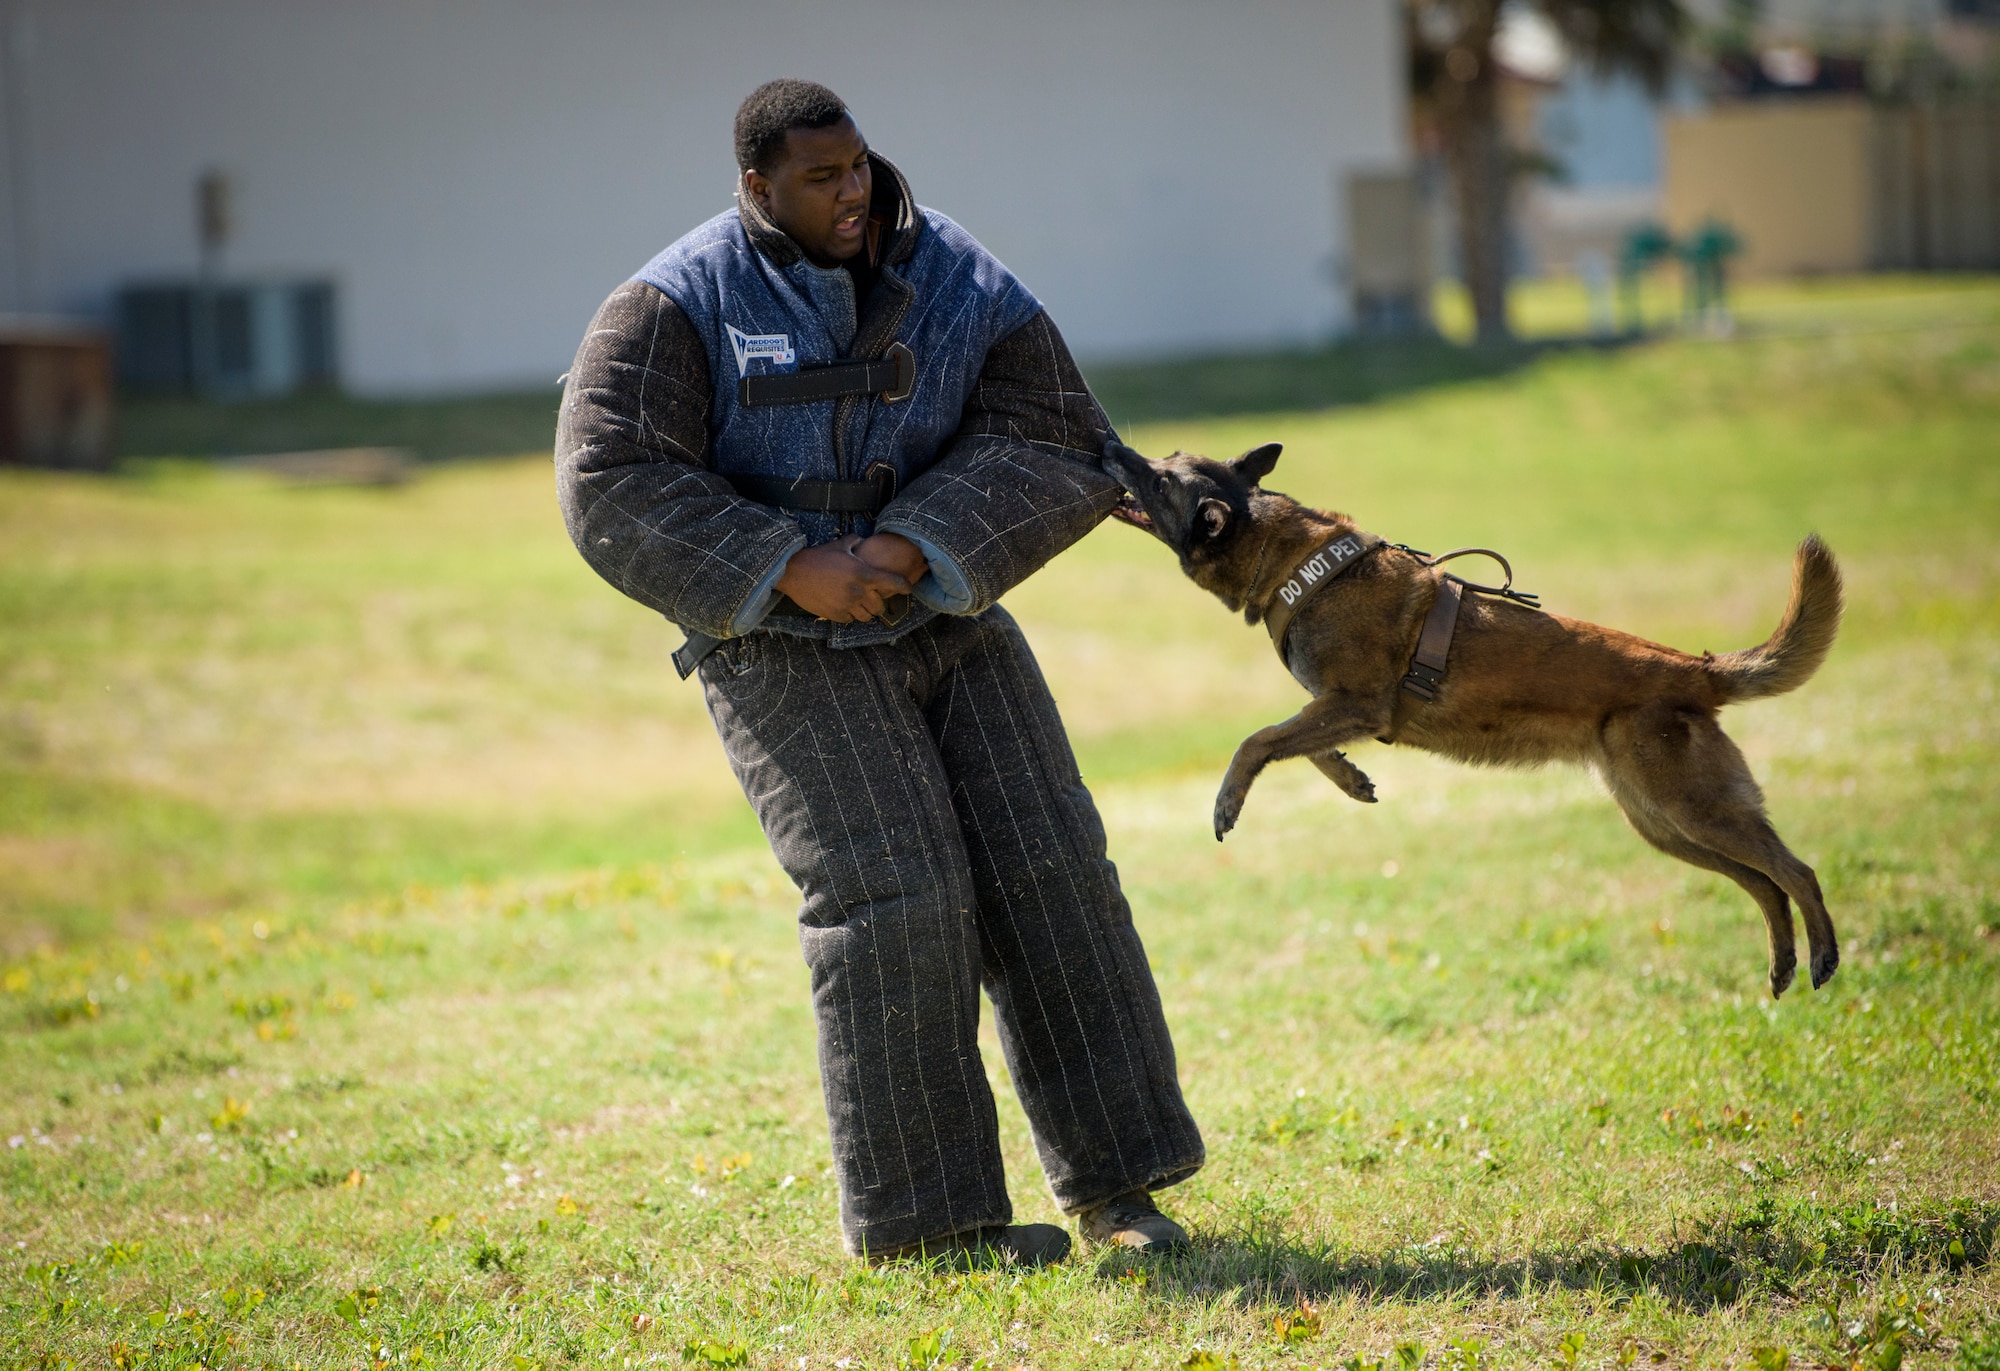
top-left (775, 535), bottom-right (912, 623)
top-left (854, 532), bottom-right (929, 585)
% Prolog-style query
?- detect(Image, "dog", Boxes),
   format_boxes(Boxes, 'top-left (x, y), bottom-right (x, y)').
top-left (1100, 439), bottom-right (1843, 999)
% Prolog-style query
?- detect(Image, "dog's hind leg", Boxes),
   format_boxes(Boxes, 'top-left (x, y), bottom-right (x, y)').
top-left (1215, 692), bottom-right (1393, 839)
top-left (1675, 802), bottom-right (1836, 990)
top-left (1310, 750), bottom-right (1378, 804)
top-left (1604, 778), bottom-right (1799, 998)
top-left (1602, 702), bottom-right (1838, 992)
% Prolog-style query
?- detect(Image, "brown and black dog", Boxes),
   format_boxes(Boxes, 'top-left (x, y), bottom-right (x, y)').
top-left (1100, 439), bottom-right (1844, 998)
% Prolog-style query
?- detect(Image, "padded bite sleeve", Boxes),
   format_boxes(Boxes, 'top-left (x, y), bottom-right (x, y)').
top-left (875, 309), bottom-right (1122, 616)
top-left (555, 279), bottom-right (805, 639)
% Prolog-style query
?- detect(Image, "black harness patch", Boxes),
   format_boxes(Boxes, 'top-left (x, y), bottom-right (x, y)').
top-left (1262, 530), bottom-right (1385, 657)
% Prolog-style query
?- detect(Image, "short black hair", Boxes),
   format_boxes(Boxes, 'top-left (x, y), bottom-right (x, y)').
top-left (734, 79), bottom-right (850, 174)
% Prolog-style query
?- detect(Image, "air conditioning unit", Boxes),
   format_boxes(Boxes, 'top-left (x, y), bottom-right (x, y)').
top-left (116, 278), bottom-right (337, 396)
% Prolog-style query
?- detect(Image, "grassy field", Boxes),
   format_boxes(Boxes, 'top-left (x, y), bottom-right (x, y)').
top-left (3, 278), bottom-right (1998, 1368)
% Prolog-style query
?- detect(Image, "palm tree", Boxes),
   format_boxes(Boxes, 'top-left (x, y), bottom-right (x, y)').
top-left (1407, 0), bottom-right (1689, 344)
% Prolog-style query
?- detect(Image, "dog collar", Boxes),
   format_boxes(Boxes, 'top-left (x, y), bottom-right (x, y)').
top-left (1262, 529), bottom-right (1385, 658)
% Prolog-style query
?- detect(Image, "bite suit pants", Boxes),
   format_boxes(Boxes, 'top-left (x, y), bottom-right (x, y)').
top-left (698, 605), bottom-right (1203, 1255)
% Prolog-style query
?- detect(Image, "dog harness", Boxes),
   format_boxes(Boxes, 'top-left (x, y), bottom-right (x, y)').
top-left (1263, 535), bottom-right (1541, 703)
top-left (1394, 548), bottom-right (1542, 701)
top-left (1261, 529), bottom-right (1386, 657)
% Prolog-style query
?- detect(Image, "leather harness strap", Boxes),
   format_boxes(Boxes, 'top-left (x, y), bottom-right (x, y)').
top-left (1396, 546), bottom-right (1541, 703)
top-left (1399, 576), bottom-right (1464, 702)
top-left (1259, 533), bottom-right (1541, 706)
top-left (739, 341), bottom-right (916, 408)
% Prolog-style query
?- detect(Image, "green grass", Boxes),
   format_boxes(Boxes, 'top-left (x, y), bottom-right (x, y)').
top-left (4, 277), bottom-right (1999, 1367)
top-left (116, 389), bottom-right (566, 465)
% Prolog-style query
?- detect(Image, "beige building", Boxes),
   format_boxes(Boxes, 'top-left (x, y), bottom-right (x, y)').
top-left (1664, 97), bottom-right (2000, 276)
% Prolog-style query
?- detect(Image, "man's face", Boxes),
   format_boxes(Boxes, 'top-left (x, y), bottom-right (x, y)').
top-left (744, 115), bottom-right (873, 268)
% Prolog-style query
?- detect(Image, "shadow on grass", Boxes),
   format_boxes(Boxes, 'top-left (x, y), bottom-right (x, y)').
top-left (1085, 335), bottom-right (1638, 429)
top-left (1104, 1196), bottom-right (1998, 1310)
top-left (1122, 1235), bottom-right (1759, 1312)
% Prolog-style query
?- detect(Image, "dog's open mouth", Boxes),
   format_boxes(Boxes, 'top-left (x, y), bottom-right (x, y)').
top-left (1111, 494), bottom-right (1154, 531)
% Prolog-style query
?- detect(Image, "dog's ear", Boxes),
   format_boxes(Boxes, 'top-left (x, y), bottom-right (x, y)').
top-left (1230, 443), bottom-right (1282, 486)
top-left (1195, 497), bottom-right (1232, 543)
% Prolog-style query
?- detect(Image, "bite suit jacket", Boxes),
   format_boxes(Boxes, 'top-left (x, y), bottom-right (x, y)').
top-left (556, 153), bottom-right (1124, 647)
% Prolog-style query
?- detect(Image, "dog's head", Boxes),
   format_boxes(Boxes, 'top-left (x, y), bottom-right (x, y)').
top-left (1101, 439), bottom-right (1282, 572)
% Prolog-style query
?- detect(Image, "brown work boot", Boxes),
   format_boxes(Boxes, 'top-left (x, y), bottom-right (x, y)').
top-left (1077, 1190), bottom-right (1190, 1252)
top-left (867, 1223), bottom-right (1072, 1270)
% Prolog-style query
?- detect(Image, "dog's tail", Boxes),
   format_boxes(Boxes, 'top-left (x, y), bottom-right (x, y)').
top-left (1707, 535), bottom-right (1844, 704)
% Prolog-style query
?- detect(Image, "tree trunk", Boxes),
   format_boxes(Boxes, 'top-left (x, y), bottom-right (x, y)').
top-left (1443, 73), bottom-right (1513, 345)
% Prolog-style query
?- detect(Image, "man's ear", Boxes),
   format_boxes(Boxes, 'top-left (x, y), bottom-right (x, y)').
top-left (1230, 443), bottom-right (1282, 486)
top-left (1196, 497), bottom-right (1231, 542)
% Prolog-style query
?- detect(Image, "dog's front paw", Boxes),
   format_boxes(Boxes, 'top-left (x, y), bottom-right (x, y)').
top-left (1312, 750), bottom-right (1378, 804)
top-left (1213, 789), bottom-right (1245, 841)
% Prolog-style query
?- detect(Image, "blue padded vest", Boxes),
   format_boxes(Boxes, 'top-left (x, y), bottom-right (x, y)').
top-left (633, 191), bottom-right (1041, 549)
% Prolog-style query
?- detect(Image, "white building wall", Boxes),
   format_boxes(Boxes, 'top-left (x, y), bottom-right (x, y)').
top-left (0, 0), bottom-right (1406, 393)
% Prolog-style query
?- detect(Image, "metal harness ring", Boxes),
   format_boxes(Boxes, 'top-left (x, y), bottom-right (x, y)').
top-left (1392, 544), bottom-right (1542, 608)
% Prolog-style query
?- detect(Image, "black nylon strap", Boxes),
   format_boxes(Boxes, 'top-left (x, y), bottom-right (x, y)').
top-left (739, 341), bottom-right (915, 407)
top-left (672, 631), bottom-right (720, 680)
top-left (724, 461), bottom-right (899, 515)
top-left (671, 596), bottom-right (823, 678)
top-left (740, 360), bottom-right (896, 407)
top-left (725, 473), bottom-right (883, 514)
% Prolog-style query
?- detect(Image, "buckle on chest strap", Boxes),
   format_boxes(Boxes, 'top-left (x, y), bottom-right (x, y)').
top-left (1398, 574), bottom-right (1463, 702)
top-left (739, 341), bottom-right (915, 407)
top-left (1395, 546), bottom-right (1541, 704)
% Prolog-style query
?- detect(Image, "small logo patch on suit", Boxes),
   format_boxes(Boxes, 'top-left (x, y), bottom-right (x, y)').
top-left (726, 324), bottom-right (796, 375)
top-left (1277, 535), bottom-right (1365, 606)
